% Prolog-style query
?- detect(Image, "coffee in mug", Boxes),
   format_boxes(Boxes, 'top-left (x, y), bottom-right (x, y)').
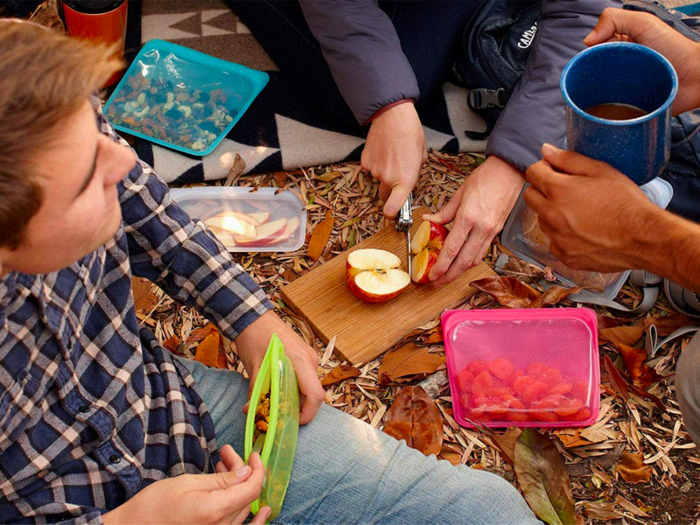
top-left (585, 103), bottom-right (648, 121)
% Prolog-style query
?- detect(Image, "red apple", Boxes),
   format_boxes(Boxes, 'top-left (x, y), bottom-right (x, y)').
top-left (410, 220), bottom-right (447, 254)
top-left (234, 218), bottom-right (287, 247)
top-left (346, 249), bottom-right (410, 303)
top-left (410, 220), bottom-right (447, 283)
top-left (411, 248), bottom-right (439, 283)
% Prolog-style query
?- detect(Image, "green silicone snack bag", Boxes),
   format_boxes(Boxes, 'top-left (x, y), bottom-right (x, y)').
top-left (244, 333), bottom-right (300, 521)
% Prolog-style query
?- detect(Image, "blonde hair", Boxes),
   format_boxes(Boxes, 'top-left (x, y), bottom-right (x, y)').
top-left (0, 21), bottom-right (122, 248)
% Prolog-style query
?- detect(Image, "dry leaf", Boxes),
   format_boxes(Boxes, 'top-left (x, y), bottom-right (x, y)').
top-left (492, 427), bottom-right (522, 466)
top-left (195, 332), bottom-right (221, 368)
top-left (307, 210), bottom-right (334, 261)
top-left (217, 351), bottom-right (228, 370)
top-left (618, 344), bottom-right (665, 390)
top-left (581, 501), bottom-right (623, 521)
top-left (539, 285), bottom-right (584, 307)
top-left (602, 355), bottom-right (629, 401)
top-left (378, 343), bottom-right (445, 384)
top-left (615, 452), bottom-right (652, 484)
top-left (514, 428), bottom-right (577, 525)
top-left (132, 277), bottom-right (159, 313)
top-left (423, 331), bottom-right (444, 344)
top-left (273, 171), bottom-right (288, 186)
top-left (599, 326), bottom-right (644, 347)
top-left (470, 276), bottom-right (581, 309)
top-left (470, 276), bottom-right (541, 308)
top-left (644, 313), bottom-right (690, 336)
top-left (554, 429), bottom-right (593, 448)
top-left (321, 365), bottom-right (361, 387)
top-left (162, 334), bottom-right (180, 355)
top-left (438, 444), bottom-right (462, 466)
top-left (187, 323), bottom-right (218, 344)
top-left (383, 386), bottom-right (443, 456)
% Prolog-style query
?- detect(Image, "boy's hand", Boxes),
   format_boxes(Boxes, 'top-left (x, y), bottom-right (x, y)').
top-left (103, 451), bottom-right (270, 525)
top-left (236, 311), bottom-right (325, 425)
top-left (585, 8), bottom-right (700, 115)
top-left (524, 144), bottom-right (659, 273)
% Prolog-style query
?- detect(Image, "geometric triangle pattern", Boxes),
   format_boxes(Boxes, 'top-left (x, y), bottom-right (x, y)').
top-left (128, 1), bottom-right (487, 185)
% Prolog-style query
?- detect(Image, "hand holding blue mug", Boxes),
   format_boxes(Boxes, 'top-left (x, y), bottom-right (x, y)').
top-left (561, 41), bottom-right (678, 185)
top-left (585, 8), bottom-right (700, 116)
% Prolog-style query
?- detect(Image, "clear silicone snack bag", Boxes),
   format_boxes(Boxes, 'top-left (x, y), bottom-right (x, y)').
top-left (169, 187), bottom-right (306, 253)
top-left (244, 334), bottom-right (300, 521)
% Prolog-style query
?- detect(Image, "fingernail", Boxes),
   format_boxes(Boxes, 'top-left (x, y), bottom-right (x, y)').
top-left (542, 143), bottom-right (559, 156)
top-left (584, 29), bottom-right (597, 44)
top-left (236, 465), bottom-right (251, 478)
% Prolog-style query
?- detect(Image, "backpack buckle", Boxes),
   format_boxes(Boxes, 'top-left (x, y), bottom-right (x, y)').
top-left (468, 88), bottom-right (507, 110)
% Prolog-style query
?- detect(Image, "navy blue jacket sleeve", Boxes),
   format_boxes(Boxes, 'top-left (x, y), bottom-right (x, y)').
top-left (299, 0), bottom-right (420, 125)
top-left (486, 0), bottom-right (623, 172)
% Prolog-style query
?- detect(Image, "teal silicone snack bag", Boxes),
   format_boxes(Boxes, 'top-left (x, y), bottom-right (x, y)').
top-left (104, 39), bottom-right (269, 156)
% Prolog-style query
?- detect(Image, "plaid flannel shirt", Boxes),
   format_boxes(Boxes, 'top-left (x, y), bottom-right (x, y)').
top-left (0, 99), bottom-right (273, 524)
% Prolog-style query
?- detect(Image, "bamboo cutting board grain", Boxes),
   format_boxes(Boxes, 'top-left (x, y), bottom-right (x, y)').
top-left (280, 208), bottom-right (496, 365)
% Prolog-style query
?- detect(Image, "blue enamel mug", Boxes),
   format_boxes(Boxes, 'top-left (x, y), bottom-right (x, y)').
top-left (560, 42), bottom-right (678, 185)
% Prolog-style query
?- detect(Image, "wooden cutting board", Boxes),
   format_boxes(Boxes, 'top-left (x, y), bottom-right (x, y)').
top-left (280, 208), bottom-right (495, 365)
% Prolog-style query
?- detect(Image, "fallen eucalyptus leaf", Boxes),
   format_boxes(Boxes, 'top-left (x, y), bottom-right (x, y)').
top-left (602, 355), bottom-right (629, 401)
top-left (514, 428), bottom-right (577, 525)
top-left (599, 326), bottom-right (644, 347)
top-left (615, 452), bottom-right (652, 484)
top-left (195, 331), bottom-right (221, 368)
top-left (321, 365), bottom-right (361, 386)
top-left (644, 313), bottom-right (691, 336)
top-left (378, 343), bottom-right (445, 384)
top-left (492, 427), bottom-right (522, 466)
top-left (470, 276), bottom-right (581, 309)
top-left (618, 344), bottom-right (666, 390)
top-left (383, 386), bottom-right (443, 456)
top-left (307, 210), bottom-right (334, 261)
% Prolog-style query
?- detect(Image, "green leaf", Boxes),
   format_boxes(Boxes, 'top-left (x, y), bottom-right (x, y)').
top-left (514, 428), bottom-right (577, 525)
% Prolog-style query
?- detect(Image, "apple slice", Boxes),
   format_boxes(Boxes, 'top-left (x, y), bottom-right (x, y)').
top-left (209, 229), bottom-right (237, 249)
top-left (247, 212), bottom-right (271, 225)
top-left (234, 218), bottom-right (288, 247)
top-left (410, 220), bottom-right (447, 284)
top-left (205, 212), bottom-right (258, 238)
top-left (346, 249), bottom-right (410, 303)
top-left (411, 248), bottom-right (439, 283)
top-left (410, 220), bottom-right (447, 255)
top-left (266, 217), bottom-right (300, 245)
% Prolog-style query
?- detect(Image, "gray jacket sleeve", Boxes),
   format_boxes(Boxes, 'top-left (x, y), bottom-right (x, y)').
top-left (485, 0), bottom-right (623, 172)
top-left (299, 0), bottom-right (420, 125)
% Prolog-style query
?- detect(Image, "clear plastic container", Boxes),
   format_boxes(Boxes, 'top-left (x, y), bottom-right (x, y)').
top-left (169, 187), bottom-right (306, 252)
top-left (442, 308), bottom-right (599, 428)
top-left (502, 178), bottom-right (673, 300)
top-left (103, 39), bottom-right (269, 156)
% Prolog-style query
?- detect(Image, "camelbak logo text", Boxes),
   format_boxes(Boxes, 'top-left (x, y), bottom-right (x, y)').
top-left (518, 22), bottom-right (538, 49)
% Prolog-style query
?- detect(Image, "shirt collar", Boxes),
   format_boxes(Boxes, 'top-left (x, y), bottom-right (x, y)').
top-left (0, 271), bottom-right (17, 316)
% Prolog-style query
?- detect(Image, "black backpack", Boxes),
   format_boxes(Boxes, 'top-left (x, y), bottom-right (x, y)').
top-left (452, 0), bottom-right (541, 140)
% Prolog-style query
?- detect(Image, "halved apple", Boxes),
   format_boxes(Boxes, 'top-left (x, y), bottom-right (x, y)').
top-left (234, 218), bottom-right (288, 247)
top-left (346, 249), bottom-right (410, 303)
top-left (410, 220), bottom-right (447, 283)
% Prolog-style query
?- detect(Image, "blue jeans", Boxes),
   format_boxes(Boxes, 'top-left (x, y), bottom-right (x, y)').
top-left (178, 357), bottom-right (539, 525)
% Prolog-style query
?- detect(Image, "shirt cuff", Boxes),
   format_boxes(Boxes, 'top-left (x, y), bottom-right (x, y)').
top-left (366, 99), bottom-right (415, 125)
